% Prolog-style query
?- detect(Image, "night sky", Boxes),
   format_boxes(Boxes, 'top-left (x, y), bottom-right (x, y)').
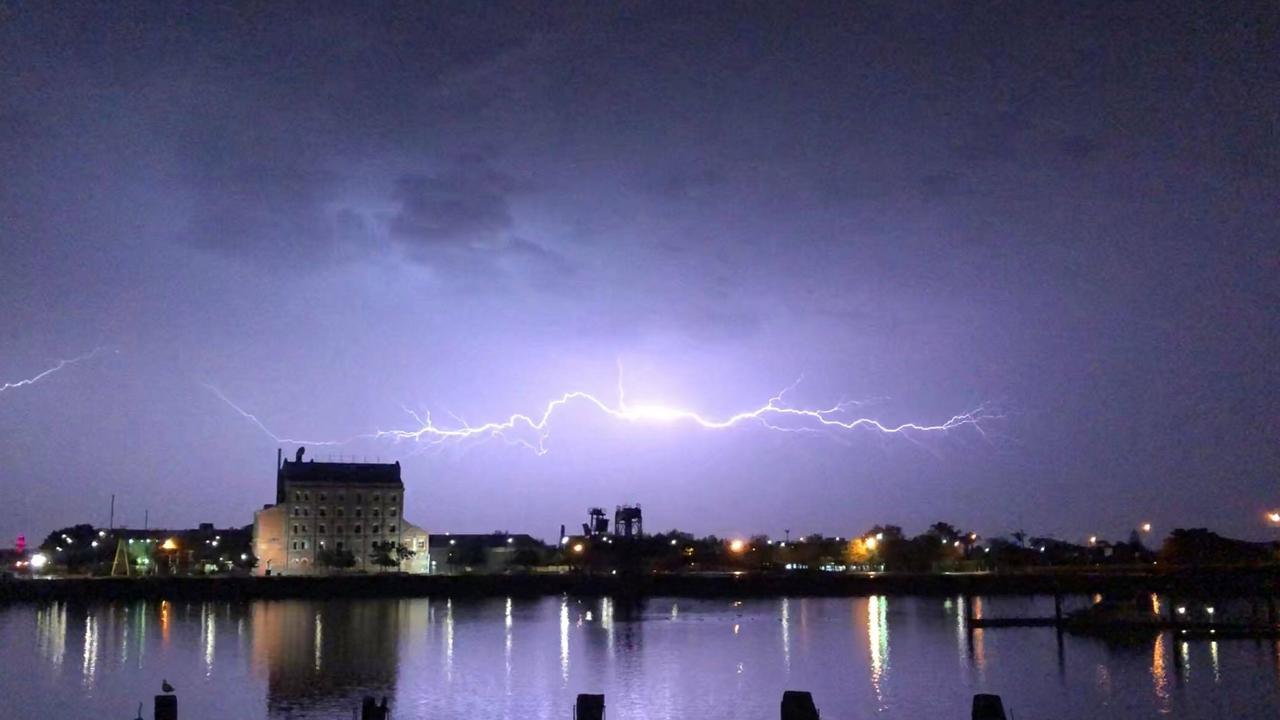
top-left (1, 3), bottom-right (1276, 545)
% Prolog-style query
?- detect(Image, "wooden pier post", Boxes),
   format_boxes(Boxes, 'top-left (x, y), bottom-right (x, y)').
top-left (781, 691), bottom-right (819, 720)
top-left (575, 694), bottom-right (605, 720)
top-left (360, 696), bottom-right (389, 720)
top-left (154, 695), bottom-right (177, 720)
top-left (972, 693), bottom-right (1007, 720)
top-left (1053, 594), bottom-right (1062, 624)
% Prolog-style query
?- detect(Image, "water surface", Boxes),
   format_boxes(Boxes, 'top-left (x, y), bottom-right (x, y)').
top-left (1, 594), bottom-right (1276, 719)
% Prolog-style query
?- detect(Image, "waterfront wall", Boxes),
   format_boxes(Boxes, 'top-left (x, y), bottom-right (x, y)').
top-left (2, 568), bottom-right (1278, 603)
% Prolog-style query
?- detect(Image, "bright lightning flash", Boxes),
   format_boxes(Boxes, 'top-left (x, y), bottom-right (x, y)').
top-left (209, 370), bottom-right (993, 455)
top-left (1, 347), bottom-right (111, 396)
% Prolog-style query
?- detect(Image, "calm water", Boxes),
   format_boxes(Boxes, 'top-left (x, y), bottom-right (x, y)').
top-left (0, 594), bottom-right (1276, 719)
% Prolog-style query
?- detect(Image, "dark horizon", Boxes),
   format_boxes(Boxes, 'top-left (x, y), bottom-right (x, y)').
top-left (2, 3), bottom-right (1277, 546)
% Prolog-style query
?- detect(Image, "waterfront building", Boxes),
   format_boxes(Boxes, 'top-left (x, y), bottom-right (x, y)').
top-left (427, 532), bottom-right (546, 575)
top-left (253, 448), bottom-right (430, 575)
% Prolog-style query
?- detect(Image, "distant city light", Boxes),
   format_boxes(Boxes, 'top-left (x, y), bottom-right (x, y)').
top-left (240, 553), bottom-right (248, 561)
top-left (1206, 606), bottom-right (1214, 615)
top-left (449, 539), bottom-right (456, 545)
top-left (30, 553), bottom-right (48, 570)
top-left (90, 541), bottom-right (98, 548)
top-left (97, 530), bottom-right (106, 538)
top-left (670, 539), bottom-right (678, 546)
top-left (1176, 606), bottom-right (1187, 615)
top-left (1141, 522), bottom-right (1152, 533)
top-left (506, 537), bottom-right (514, 544)
top-left (1089, 536), bottom-right (1097, 545)
top-left (161, 538), bottom-right (178, 551)
top-left (1268, 511), bottom-right (1280, 525)
top-left (729, 539), bottom-right (746, 553)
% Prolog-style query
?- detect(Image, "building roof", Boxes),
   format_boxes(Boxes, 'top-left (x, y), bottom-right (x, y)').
top-left (430, 533), bottom-right (541, 550)
top-left (278, 459), bottom-right (402, 487)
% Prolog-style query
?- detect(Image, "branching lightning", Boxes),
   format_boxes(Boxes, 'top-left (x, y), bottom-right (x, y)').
top-left (207, 365), bottom-right (994, 456)
top-left (0, 347), bottom-right (111, 396)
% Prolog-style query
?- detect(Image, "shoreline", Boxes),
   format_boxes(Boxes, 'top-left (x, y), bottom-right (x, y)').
top-left (3, 568), bottom-right (1278, 603)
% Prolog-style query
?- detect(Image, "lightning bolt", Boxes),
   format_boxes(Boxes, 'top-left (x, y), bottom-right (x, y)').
top-left (0, 347), bottom-right (111, 396)
top-left (208, 365), bottom-right (995, 456)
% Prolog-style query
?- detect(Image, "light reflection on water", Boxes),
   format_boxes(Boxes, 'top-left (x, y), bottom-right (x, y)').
top-left (2, 595), bottom-right (1279, 719)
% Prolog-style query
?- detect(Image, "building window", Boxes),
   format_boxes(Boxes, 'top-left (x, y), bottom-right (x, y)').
top-left (303, 508), bottom-right (309, 517)
top-left (292, 506), bottom-right (300, 517)
top-left (292, 525), bottom-right (299, 534)
top-left (319, 525), bottom-right (326, 534)
top-left (388, 508), bottom-right (397, 518)
top-left (355, 508), bottom-right (363, 518)
top-left (319, 493), bottom-right (326, 501)
top-left (372, 524), bottom-right (380, 534)
top-left (355, 493), bottom-right (362, 503)
top-left (302, 525), bottom-right (308, 533)
top-left (416, 538), bottom-right (426, 550)
top-left (336, 508), bottom-right (344, 517)
top-left (337, 541), bottom-right (344, 551)
top-left (291, 541), bottom-right (297, 550)
top-left (389, 524), bottom-right (397, 533)
top-left (338, 493), bottom-right (345, 502)
top-left (373, 494), bottom-right (380, 503)
top-left (319, 507), bottom-right (327, 517)
top-left (354, 525), bottom-right (362, 534)
top-left (389, 494), bottom-right (397, 504)
top-left (294, 491), bottom-right (301, 502)
top-left (301, 540), bottom-right (307, 550)
top-left (372, 509), bottom-right (380, 518)
top-left (304, 493), bottom-right (310, 501)
top-left (336, 525), bottom-right (344, 534)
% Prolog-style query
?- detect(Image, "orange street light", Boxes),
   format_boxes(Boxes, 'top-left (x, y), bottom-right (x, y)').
top-left (161, 538), bottom-right (179, 551)
top-left (728, 539), bottom-right (746, 553)
top-left (1141, 522), bottom-right (1152, 533)
top-left (864, 537), bottom-right (878, 551)
top-left (572, 543), bottom-right (585, 554)
top-left (1267, 511), bottom-right (1280, 525)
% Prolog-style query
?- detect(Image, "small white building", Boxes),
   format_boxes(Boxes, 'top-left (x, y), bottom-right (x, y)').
top-left (253, 448), bottom-right (429, 575)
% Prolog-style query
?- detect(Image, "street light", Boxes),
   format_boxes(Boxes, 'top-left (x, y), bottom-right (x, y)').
top-left (729, 539), bottom-right (746, 553)
top-left (1267, 511), bottom-right (1280, 525)
top-left (1141, 522), bottom-right (1152, 533)
top-left (572, 543), bottom-right (584, 554)
top-left (30, 553), bottom-right (48, 570)
top-left (864, 537), bottom-right (878, 551)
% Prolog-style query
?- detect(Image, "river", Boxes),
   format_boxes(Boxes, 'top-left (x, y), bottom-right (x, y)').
top-left (0, 594), bottom-right (1275, 718)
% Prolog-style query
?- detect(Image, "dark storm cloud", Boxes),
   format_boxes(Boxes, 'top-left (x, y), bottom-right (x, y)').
top-left (390, 156), bottom-right (516, 249)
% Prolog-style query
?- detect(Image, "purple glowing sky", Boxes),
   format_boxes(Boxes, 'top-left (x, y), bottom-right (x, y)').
top-left (1, 4), bottom-right (1276, 544)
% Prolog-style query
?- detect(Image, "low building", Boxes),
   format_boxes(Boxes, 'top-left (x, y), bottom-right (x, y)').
top-left (253, 448), bottom-right (429, 575)
top-left (428, 533), bottom-right (546, 575)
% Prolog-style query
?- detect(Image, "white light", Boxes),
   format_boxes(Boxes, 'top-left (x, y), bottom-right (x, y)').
top-left (449, 539), bottom-right (456, 545)
top-left (670, 539), bottom-right (678, 546)
top-left (30, 553), bottom-right (48, 570)
top-left (55, 546), bottom-right (63, 552)
top-left (1206, 607), bottom-right (1215, 615)
top-left (875, 533), bottom-right (884, 540)
top-left (561, 536), bottom-right (570, 545)
top-left (97, 530), bottom-right (106, 538)
top-left (90, 541), bottom-right (98, 548)
top-left (506, 537), bottom-right (514, 544)
top-left (240, 554), bottom-right (248, 561)
top-left (1176, 606), bottom-right (1186, 615)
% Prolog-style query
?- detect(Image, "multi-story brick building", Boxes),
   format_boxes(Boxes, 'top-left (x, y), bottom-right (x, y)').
top-left (253, 448), bottom-right (429, 575)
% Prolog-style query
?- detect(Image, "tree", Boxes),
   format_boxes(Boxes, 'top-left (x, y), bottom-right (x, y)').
top-left (370, 541), bottom-right (415, 571)
top-left (317, 548), bottom-right (356, 571)
top-left (393, 542), bottom-right (416, 571)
